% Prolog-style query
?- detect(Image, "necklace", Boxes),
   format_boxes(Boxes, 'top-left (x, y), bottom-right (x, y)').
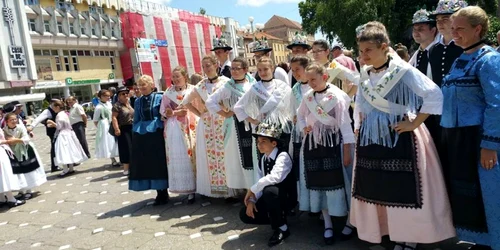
top-left (262, 78), bottom-right (274, 83)
top-left (314, 85), bottom-right (329, 94)
top-left (175, 85), bottom-right (186, 91)
top-left (208, 76), bottom-right (218, 83)
top-left (233, 78), bottom-right (246, 83)
top-left (463, 39), bottom-right (485, 52)
top-left (373, 58), bottom-right (390, 71)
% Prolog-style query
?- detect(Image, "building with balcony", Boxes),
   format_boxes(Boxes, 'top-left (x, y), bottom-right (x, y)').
top-left (241, 31), bottom-right (291, 73)
top-left (25, 0), bottom-right (124, 104)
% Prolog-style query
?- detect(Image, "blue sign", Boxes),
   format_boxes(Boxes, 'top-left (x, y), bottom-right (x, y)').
top-left (155, 39), bottom-right (168, 47)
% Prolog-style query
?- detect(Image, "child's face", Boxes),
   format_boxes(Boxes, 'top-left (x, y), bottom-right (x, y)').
top-left (6, 116), bottom-right (17, 128)
top-left (257, 136), bottom-right (277, 154)
top-left (306, 70), bottom-right (327, 92)
top-left (257, 62), bottom-right (273, 81)
top-left (290, 62), bottom-right (307, 82)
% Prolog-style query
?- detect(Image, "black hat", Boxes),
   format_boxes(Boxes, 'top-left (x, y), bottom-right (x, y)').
top-left (430, 0), bottom-right (468, 18)
top-left (287, 32), bottom-right (312, 50)
top-left (252, 123), bottom-right (282, 140)
top-left (117, 86), bottom-right (130, 94)
top-left (249, 37), bottom-right (273, 53)
top-left (2, 103), bottom-right (15, 113)
top-left (412, 9), bottom-right (436, 25)
top-left (211, 35), bottom-right (233, 51)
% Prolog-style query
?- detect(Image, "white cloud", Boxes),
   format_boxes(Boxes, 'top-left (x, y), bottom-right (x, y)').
top-left (236, 0), bottom-right (302, 7)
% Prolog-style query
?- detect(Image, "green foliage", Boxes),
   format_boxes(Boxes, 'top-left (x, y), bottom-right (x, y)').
top-left (199, 8), bottom-right (206, 15)
top-left (299, 0), bottom-right (498, 49)
top-left (42, 100), bottom-right (49, 110)
top-left (487, 15), bottom-right (500, 45)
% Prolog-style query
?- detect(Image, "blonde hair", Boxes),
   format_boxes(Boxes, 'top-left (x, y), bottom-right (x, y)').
top-left (305, 62), bottom-right (327, 75)
top-left (138, 75), bottom-right (154, 86)
top-left (202, 54), bottom-right (218, 65)
top-left (172, 66), bottom-right (189, 83)
top-left (452, 6), bottom-right (489, 39)
top-left (357, 23), bottom-right (391, 54)
top-left (257, 56), bottom-right (275, 68)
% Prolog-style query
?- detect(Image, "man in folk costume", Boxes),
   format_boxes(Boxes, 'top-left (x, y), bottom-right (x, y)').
top-left (212, 35), bottom-right (233, 79)
top-left (426, 0), bottom-right (467, 155)
top-left (287, 32), bottom-right (312, 86)
top-left (240, 123), bottom-right (295, 247)
top-left (249, 37), bottom-right (289, 85)
top-left (409, 9), bottom-right (439, 79)
top-left (206, 57), bottom-right (257, 190)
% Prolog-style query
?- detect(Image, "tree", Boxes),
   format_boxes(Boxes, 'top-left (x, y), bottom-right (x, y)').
top-left (299, 0), bottom-right (497, 49)
top-left (199, 8), bottom-right (206, 15)
top-left (487, 15), bottom-right (500, 45)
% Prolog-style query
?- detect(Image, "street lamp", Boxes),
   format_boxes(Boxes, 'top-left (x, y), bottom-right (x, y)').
top-left (248, 16), bottom-right (255, 41)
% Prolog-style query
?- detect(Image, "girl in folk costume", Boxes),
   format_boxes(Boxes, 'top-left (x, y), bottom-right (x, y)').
top-left (93, 89), bottom-right (119, 165)
top-left (296, 63), bottom-right (354, 245)
top-left (0, 129), bottom-right (25, 207)
top-left (160, 66), bottom-right (197, 204)
top-left (2, 113), bottom-right (46, 200)
top-left (206, 57), bottom-right (257, 190)
top-left (53, 101), bottom-right (89, 177)
top-left (182, 55), bottom-right (235, 198)
top-left (350, 24), bottom-right (455, 249)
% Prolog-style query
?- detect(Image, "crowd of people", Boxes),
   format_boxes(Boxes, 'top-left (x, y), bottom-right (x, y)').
top-left (0, 0), bottom-right (499, 249)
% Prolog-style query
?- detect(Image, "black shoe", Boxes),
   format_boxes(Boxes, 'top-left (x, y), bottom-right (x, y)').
top-left (51, 167), bottom-right (63, 173)
top-left (268, 228), bottom-right (290, 247)
top-left (394, 242), bottom-right (416, 250)
top-left (324, 228), bottom-right (335, 245)
top-left (153, 191), bottom-right (169, 206)
top-left (469, 245), bottom-right (492, 250)
top-left (22, 193), bottom-right (33, 200)
top-left (111, 161), bottom-right (121, 167)
top-left (59, 170), bottom-right (75, 178)
top-left (225, 197), bottom-right (239, 204)
top-left (14, 193), bottom-right (24, 200)
top-left (73, 163), bottom-right (81, 166)
top-left (187, 195), bottom-right (195, 205)
top-left (7, 199), bottom-right (26, 208)
top-left (339, 225), bottom-right (357, 241)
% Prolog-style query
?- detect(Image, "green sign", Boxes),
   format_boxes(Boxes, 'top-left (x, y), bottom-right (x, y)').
top-left (65, 77), bottom-right (72, 84)
top-left (108, 73), bottom-right (115, 79)
top-left (66, 78), bottom-right (100, 85)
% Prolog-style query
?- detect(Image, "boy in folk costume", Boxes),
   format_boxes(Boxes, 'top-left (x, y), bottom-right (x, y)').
top-left (287, 32), bottom-right (312, 86)
top-left (351, 23), bottom-right (454, 250)
top-left (212, 35), bottom-right (233, 79)
top-left (240, 123), bottom-right (295, 247)
top-left (160, 66), bottom-right (197, 204)
top-left (408, 9), bottom-right (438, 79)
top-left (206, 58), bottom-right (256, 190)
top-left (249, 37), bottom-right (289, 85)
top-left (296, 63), bottom-right (354, 245)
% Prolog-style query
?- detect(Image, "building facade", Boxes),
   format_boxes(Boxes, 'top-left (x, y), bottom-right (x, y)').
top-left (0, 0), bottom-right (43, 108)
top-left (241, 31), bottom-right (290, 73)
top-left (26, 0), bottom-right (124, 104)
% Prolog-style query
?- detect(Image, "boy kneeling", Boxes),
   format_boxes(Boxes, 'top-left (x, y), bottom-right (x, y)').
top-left (240, 123), bottom-right (295, 247)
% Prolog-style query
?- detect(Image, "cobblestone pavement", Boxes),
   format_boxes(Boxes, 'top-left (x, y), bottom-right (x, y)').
top-left (0, 124), bottom-right (465, 250)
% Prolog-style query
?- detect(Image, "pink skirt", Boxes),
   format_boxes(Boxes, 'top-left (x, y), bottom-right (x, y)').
top-left (350, 125), bottom-right (456, 243)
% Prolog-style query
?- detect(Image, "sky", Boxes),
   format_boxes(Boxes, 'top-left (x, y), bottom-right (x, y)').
top-left (148, 0), bottom-right (326, 39)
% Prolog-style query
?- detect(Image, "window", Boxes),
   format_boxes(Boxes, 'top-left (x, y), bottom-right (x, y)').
top-left (64, 57), bottom-right (70, 71)
top-left (77, 50), bottom-right (84, 56)
top-left (84, 50), bottom-right (91, 56)
top-left (105, 51), bottom-right (110, 56)
top-left (80, 25), bottom-right (85, 35)
top-left (70, 50), bottom-right (77, 56)
top-left (33, 50), bottom-right (42, 56)
top-left (42, 50), bottom-right (51, 56)
top-left (99, 51), bottom-right (105, 56)
top-left (101, 27), bottom-right (106, 37)
top-left (51, 50), bottom-right (58, 56)
top-left (110, 57), bottom-right (115, 70)
top-left (109, 51), bottom-right (114, 57)
top-left (55, 56), bottom-right (62, 71)
top-left (91, 25), bottom-right (96, 36)
top-left (57, 21), bottom-right (63, 33)
top-left (69, 22), bottom-right (74, 34)
top-left (56, 0), bottom-right (65, 9)
top-left (89, 5), bottom-right (103, 14)
top-left (44, 20), bottom-right (50, 32)
top-left (111, 27), bottom-right (115, 37)
top-left (28, 19), bottom-right (36, 32)
top-left (72, 56), bottom-right (78, 71)
top-left (25, 0), bottom-right (39, 5)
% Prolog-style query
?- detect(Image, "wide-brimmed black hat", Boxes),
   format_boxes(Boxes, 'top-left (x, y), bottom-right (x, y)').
top-left (211, 35), bottom-right (233, 51)
top-left (116, 86), bottom-right (130, 94)
top-left (250, 37), bottom-right (273, 53)
top-left (252, 123), bottom-right (282, 140)
top-left (287, 32), bottom-right (312, 50)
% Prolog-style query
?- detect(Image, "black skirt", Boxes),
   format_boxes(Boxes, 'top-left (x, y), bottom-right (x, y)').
top-left (233, 116), bottom-right (254, 170)
top-left (10, 145), bottom-right (40, 174)
top-left (353, 131), bottom-right (423, 209)
top-left (303, 134), bottom-right (344, 191)
top-left (441, 126), bottom-right (488, 233)
top-left (117, 125), bottom-right (133, 164)
top-left (129, 129), bottom-right (168, 181)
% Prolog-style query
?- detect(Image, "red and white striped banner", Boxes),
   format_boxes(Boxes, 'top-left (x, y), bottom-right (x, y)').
top-left (120, 10), bottom-right (225, 89)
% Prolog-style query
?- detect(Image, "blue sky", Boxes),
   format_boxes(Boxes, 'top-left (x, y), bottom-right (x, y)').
top-left (149, 0), bottom-right (325, 38)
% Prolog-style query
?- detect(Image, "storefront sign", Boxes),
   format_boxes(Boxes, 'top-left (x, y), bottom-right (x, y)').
top-left (108, 73), bottom-right (115, 79)
top-left (135, 38), bottom-right (158, 62)
top-left (9, 46), bottom-right (27, 69)
top-left (10, 81), bottom-right (33, 87)
top-left (65, 77), bottom-right (100, 85)
top-left (35, 59), bottom-right (53, 80)
top-left (34, 81), bottom-right (64, 88)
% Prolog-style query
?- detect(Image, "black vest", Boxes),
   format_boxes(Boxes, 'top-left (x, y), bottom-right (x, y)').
top-left (43, 107), bottom-right (57, 137)
top-left (415, 50), bottom-right (429, 76)
top-left (259, 149), bottom-right (295, 189)
top-left (218, 65), bottom-right (231, 78)
top-left (429, 41), bottom-right (463, 87)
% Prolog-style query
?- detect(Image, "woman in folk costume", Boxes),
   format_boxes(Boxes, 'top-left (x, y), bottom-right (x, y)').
top-left (129, 75), bottom-right (169, 205)
top-left (160, 66), bottom-right (197, 204)
top-left (53, 101), bottom-right (89, 177)
top-left (93, 89), bottom-right (119, 166)
top-left (296, 63), bottom-right (354, 245)
top-left (0, 128), bottom-right (25, 208)
top-left (182, 54), bottom-right (235, 198)
top-left (350, 23), bottom-right (455, 250)
top-left (2, 112), bottom-right (46, 200)
top-left (440, 7), bottom-right (500, 250)
top-left (206, 57), bottom-right (256, 190)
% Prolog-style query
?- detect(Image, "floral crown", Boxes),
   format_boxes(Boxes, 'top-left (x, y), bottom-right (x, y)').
top-left (412, 9), bottom-right (435, 24)
top-left (252, 123), bottom-right (282, 140)
top-left (355, 24), bottom-right (366, 38)
top-left (432, 0), bottom-right (468, 16)
top-left (248, 37), bottom-right (272, 53)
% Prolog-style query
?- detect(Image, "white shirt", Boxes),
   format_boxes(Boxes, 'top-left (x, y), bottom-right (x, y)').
top-left (30, 109), bottom-right (52, 128)
top-left (69, 103), bottom-right (85, 125)
top-left (250, 147), bottom-right (292, 201)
